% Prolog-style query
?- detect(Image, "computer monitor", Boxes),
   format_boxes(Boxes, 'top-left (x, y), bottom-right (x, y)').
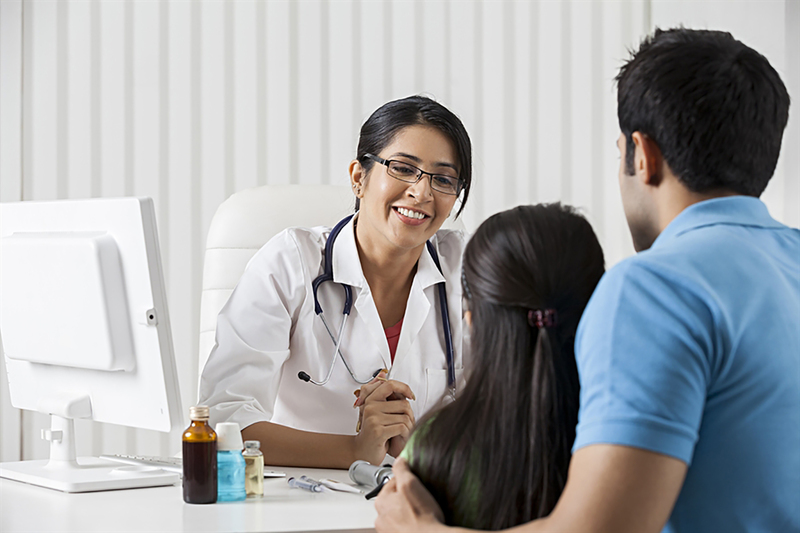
top-left (0, 197), bottom-right (183, 492)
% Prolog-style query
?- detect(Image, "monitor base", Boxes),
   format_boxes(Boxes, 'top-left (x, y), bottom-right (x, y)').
top-left (0, 457), bottom-right (180, 493)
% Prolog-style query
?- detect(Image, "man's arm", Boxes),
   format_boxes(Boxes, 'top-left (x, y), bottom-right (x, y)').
top-left (375, 445), bottom-right (687, 533)
top-left (520, 444), bottom-right (687, 533)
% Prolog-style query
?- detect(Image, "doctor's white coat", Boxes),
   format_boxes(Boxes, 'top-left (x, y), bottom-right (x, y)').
top-left (198, 217), bottom-right (469, 434)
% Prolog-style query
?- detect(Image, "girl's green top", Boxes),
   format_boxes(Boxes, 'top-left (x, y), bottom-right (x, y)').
top-left (399, 419), bottom-right (481, 527)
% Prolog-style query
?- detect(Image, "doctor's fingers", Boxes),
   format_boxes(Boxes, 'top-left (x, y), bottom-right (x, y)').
top-left (357, 379), bottom-right (416, 407)
top-left (361, 414), bottom-right (414, 444)
top-left (362, 396), bottom-right (415, 423)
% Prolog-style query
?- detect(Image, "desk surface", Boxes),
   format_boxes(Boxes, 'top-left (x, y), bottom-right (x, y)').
top-left (0, 465), bottom-right (376, 533)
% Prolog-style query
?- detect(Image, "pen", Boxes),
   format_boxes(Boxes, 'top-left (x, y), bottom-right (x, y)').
top-left (364, 478), bottom-right (389, 500)
top-left (287, 476), bottom-right (324, 493)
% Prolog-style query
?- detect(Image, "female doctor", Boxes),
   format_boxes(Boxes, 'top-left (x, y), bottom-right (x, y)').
top-left (198, 95), bottom-right (473, 468)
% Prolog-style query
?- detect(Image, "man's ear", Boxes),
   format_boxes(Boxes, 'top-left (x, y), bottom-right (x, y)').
top-left (631, 132), bottom-right (664, 187)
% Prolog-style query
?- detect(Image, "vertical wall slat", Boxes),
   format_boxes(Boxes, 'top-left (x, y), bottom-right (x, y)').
top-left (66, 0), bottom-right (91, 200)
top-left (265, 0), bottom-right (290, 185)
top-left (785, 0), bottom-right (800, 229)
top-left (167, 0), bottom-right (194, 422)
top-left (536, 1), bottom-right (563, 205)
top-left (448, 0), bottom-right (478, 230)
top-left (296, 1), bottom-right (323, 185)
top-left (421, 1), bottom-right (448, 102)
top-left (512, 1), bottom-right (532, 207)
top-left (0, 0), bottom-right (23, 463)
top-left (99, 0), bottom-right (125, 198)
top-left (359, 1), bottom-right (388, 121)
top-left (0, 0), bottom-right (23, 202)
top-left (233, 0), bottom-right (258, 192)
top-left (479, 1), bottom-right (505, 218)
top-left (200, 0), bottom-right (226, 254)
top-left (570, 4), bottom-right (595, 218)
top-left (390, 0), bottom-right (416, 99)
top-left (328, 0), bottom-right (356, 187)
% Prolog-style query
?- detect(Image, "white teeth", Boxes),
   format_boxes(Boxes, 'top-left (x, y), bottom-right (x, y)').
top-left (397, 207), bottom-right (426, 220)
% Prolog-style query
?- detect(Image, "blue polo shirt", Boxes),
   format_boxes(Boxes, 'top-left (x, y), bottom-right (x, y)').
top-left (574, 196), bottom-right (800, 533)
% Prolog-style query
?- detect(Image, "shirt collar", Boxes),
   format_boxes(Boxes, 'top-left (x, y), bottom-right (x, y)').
top-left (652, 196), bottom-right (784, 249)
top-left (331, 214), bottom-right (446, 290)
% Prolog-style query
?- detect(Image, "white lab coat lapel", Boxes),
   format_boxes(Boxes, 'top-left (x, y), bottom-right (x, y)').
top-left (392, 243), bottom-right (445, 371)
top-left (331, 217), bottom-right (393, 369)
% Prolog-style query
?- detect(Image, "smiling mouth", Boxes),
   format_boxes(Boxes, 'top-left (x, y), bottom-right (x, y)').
top-left (393, 206), bottom-right (430, 220)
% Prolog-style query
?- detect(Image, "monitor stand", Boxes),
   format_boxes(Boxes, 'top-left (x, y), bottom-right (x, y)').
top-left (0, 414), bottom-right (179, 493)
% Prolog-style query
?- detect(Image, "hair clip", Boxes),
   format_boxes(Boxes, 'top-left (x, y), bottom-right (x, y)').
top-left (461, 268), bottom-right (473, 301)
top-left (528, 309), bottom-right (558, 329)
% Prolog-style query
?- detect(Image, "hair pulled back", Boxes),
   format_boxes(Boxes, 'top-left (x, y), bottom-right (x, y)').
top-left (408, 203), bottom-right (605, 529)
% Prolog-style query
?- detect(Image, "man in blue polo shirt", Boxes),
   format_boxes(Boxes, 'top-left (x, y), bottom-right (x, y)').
top-left (375, 28), bottom-right (798, 533)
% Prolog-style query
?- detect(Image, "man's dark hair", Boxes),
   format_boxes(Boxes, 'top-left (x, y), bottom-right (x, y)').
top-left (617, 28), bottom-right (790, 196)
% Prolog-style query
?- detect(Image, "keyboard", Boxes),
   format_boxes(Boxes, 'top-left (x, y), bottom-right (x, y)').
top-left (100, 454), bottom-right (286, 478)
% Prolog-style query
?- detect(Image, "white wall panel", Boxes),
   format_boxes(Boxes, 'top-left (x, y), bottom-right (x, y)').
top-left (66, 0), bottom-right (91, 199)
top-left (536, 0), bottom-right (563, 206)
top-left (265, 0), bottom-right (291, 186)
top-left (0, 0), bottom-right (23, 465)
top-left (233, 1), bottom-right (259, 191)
top-left (0, 0), bottom-right (795, 461)
top-left (359, 0), bottom-right (388, 122)
top-left (99, 0), bottom-right (126, 198)
top-left (328, 0), bottom-right (357, 187)
top-left (297, 0), bottom-right (323, 184)
top-left (390, 1), bottom-right (416, 99)
top-left (479, 0), bottom-right (506, 218)
top-left (421, 1), bottom-right (449, 105)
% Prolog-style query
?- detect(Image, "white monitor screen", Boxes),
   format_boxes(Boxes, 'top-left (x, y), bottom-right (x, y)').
top-left (0, 197), bottom-right (183, 492)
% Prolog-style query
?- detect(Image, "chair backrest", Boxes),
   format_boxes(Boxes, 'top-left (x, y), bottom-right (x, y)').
top-left (198, 185), bottom-right (354, 381)
top-left (197, 184), bottom-right (467, 387)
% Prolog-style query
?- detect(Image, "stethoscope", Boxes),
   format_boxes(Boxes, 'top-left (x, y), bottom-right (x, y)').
top-left (297, 215), bottom-right (456, 398)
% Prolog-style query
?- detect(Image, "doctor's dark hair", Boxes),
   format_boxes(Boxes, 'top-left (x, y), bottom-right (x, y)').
top-left (617, 27), bottom-right (789, 197)
top-left (406, 203), bottom-right (605, 529)
top-left (355, 95), bottom-right (472, 217)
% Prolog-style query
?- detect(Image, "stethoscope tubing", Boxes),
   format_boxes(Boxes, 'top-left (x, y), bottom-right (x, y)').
top-left (301, 215), bottom-right (456, 395)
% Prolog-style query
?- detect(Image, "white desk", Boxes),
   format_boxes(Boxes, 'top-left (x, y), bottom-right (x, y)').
top-left (0, 465), bottom-right (376, 532)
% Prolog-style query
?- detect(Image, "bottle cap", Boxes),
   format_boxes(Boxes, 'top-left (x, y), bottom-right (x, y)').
top-left (215, 422), bottom-right (243, 451)
top-left (189, 405), bottom-right (210, 420)
top-left (244, 440), bottom-right (260, 450)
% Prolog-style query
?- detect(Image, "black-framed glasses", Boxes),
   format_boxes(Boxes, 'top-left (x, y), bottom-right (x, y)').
top-left (364, 153), bottom-right (464, 196)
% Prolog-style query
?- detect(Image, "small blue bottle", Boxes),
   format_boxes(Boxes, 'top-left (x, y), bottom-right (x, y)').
top-left (214, 422), bottom-right (246, 502)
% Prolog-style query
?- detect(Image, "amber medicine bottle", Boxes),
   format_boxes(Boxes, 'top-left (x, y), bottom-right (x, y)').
top-left (182, 405), bottom-right (217, 504)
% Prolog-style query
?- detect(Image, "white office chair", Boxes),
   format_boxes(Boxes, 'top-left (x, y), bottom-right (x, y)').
top-left (197, 184), bottom-right (355, 380)
top-left (197, 184), bottom-right (467, 389)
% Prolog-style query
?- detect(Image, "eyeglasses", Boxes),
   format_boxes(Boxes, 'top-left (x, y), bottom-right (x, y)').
top-left (364, 154), bottom-right (464, 196)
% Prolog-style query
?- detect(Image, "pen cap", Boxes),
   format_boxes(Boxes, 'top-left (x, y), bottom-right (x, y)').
top-left (215, 422), bottom-right (243, 451)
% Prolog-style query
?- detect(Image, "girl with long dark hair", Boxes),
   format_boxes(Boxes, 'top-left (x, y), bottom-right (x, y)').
top-left (401, 203), bottom-right (605, 529)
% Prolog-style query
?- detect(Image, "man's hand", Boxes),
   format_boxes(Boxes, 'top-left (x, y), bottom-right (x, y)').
top-left (375, 458), bottom-right (449, 533)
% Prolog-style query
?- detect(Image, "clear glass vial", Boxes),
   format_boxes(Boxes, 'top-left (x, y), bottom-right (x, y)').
top-left (242, 440), bottom-right (264, 498)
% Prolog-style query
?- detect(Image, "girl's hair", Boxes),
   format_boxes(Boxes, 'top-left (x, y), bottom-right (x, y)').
top-left (355, 95), bottom-right (472, 217)
top-left (407, 203), bottom-right (605, 530)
